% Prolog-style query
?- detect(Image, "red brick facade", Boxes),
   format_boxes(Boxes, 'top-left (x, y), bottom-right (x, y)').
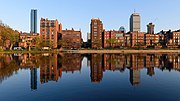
top-left (90, 18), bottom-right (103, 48)
top-left (40, 18), bottom-right (60, 48)
top-left (61, 29), bottom-right (82, 49)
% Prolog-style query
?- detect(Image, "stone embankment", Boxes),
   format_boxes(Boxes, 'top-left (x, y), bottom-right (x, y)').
top-left (62, 49), bottom-right (180, 54)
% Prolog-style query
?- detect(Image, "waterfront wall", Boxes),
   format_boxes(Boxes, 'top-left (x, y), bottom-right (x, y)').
top-left (63, 49), bottom-right (180, 54)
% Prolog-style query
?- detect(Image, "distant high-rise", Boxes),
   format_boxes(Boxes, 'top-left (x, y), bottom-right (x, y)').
top-left (147, 23), bottom-right (155, 34)
top-left (87, 33), bottom-right (91, 41)
top-left (90, 18), bottom-right (103, 48)
top-left (30, 9), bottom-right (37, 33)
top-left (130, 13), bottom-right (140, 32)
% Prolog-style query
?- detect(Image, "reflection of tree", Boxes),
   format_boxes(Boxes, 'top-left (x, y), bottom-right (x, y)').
top-left (0, 57), bottom-right (19, 84)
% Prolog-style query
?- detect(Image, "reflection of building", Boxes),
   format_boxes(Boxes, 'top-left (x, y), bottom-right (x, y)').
top-left (61, 54), bottom-right (82, 73)
top-left (31, 68), bottom-right (37, 90)
top-left (130, 69), bottom-right (140, 86)
top-left (131, 54), bottom-right (145, 69)
top-left (40, 53), bottom-right (83, 84)
top-left (90, 54), bottom-right (103, 83)
top-left (40, 54), bottom-right (62, 84)
top-left (2, 53), bottom-right (180, 87)
top-left (103, 54), bottom-right (125, 71)
top-left (90, 18), bottom-right (103, 48)
top-left (147, 67), bottom-right (155, 76)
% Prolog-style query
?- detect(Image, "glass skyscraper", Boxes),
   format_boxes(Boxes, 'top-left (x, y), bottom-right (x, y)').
top-left (30, 9), bottom-right (37, 33)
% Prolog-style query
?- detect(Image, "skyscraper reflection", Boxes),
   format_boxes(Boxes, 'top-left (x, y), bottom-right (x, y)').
top-left (1, 53), bottom-right (180, 88)
top-left (31, 68), bottom-right (37, 90)
top-left (130, 69), bottom-right (140, 86)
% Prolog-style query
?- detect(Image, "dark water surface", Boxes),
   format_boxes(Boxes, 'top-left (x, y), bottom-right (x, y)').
top-left (0, 53), bottom-right (180, 101)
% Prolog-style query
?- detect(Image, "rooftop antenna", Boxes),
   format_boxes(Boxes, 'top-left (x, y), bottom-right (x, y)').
top-left (134, 9), bottom-right (136, 13)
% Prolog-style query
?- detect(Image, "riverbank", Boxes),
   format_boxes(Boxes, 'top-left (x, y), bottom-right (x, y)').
top-left (62, 49), bottom-right (180, 54)
top-left (0, 50), bottom-right (60, 54)
top-left (1, 49), bottom-right (180, 54)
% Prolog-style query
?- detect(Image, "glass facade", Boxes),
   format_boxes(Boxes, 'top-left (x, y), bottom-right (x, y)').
top-left (31, 9), bottom-right (37, 33)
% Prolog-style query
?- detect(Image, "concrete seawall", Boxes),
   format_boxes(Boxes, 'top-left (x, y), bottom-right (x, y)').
top-left (62, 49), bottom-right (180, 54)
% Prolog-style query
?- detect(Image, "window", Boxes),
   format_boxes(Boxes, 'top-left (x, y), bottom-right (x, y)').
top-left (94, 32), bottom-right (97, 36)
top-left (94, 25), bottom-right (97, 28)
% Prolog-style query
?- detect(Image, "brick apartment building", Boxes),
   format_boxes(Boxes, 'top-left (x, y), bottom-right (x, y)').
top-left (167, 30), bottom-right (180, 48)
top-left (61, 28), bottom-right (82, 49)
top-left (103, 30), bottom-right (125, 48)
top-left (19, 32), bottom-right (39, 49)
top-left (40, 18), bottom-right (82, 49)
top-left (90, 18), bottom-right (103, 48)
top-left (40, 18), bottom-right (61, 48)
top-left (130, 31), bottom-right (145, 48)
top-left (145, 34), bottom-right (161, 48)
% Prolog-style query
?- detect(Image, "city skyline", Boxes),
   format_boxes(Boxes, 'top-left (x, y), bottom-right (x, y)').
top-left (0, 0), bottom-right (180, 41)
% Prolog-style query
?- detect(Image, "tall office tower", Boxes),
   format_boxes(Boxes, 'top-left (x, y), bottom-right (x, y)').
top-left (30, 9), bottom-right (37, 33)
top-left (40, 18), bottom-right (59, 48)
top-left (130, 13), bottom-right (141, 32)
top-left (147, 23), bottom-right (155, 34)
top-left (90, 18), bottom-right (103, 48)
top-left (31, 68), bottom-right (37, 90)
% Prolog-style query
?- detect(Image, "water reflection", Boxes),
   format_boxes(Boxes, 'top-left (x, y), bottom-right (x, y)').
top-left (0, 53), bottom-right (180, 89)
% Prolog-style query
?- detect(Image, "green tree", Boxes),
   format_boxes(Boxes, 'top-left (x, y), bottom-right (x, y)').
top-left (93, 39), bottom-right (101, 49)
top-left (33, 36), bottom-right (43, 49)
top-left (0, 31), bottom-right (8, 49)
top-left (8, 30), bottom-right (19, 50)
top-left (58, 39), bottom-right (70, 49)
top-left (0, 25), bottom-right (19, 50)
top-left (106, 37), bottom-right (118, 48)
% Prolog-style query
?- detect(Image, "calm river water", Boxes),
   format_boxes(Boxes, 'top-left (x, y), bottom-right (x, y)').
top-left (0, 53), bottom-right (180, 101)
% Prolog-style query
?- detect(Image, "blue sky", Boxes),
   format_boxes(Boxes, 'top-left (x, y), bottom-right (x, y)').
top-left (0, 0), bottom-right (180, 41)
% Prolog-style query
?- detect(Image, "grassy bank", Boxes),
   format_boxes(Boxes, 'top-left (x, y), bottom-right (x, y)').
top-left (62, 49), bottom-right (180, 54)
top-left (0, 50), bottom-right (60, 54)
top-left (1, 49), bottom-right (180, 54)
